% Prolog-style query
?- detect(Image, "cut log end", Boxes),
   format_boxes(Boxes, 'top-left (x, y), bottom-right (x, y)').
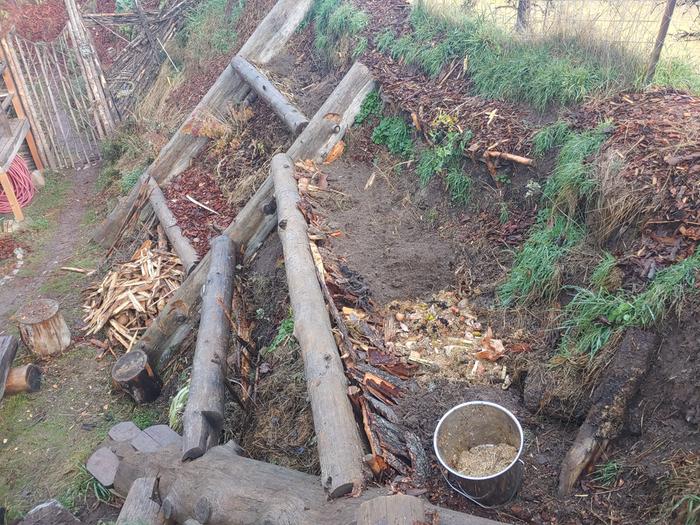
top-left (4, 364), bottom-right (42, 395)
top-left (16, 298), bottom-right (71, 357)
top-left (112, 349), bottom-right (162, 404)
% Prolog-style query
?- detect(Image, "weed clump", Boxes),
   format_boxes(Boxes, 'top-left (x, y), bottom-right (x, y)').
top-left (372, 116), bottom-right (414, 158)
top-left (355, 89), bottom-right (383, 125)
top-left (306, 0), bottom-right (369, 68)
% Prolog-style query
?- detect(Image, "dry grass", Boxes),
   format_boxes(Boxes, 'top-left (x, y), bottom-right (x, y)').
top-left (134, 62), bottom-right (186, 135)
top-left (658, 452), bottom-right (700, 525)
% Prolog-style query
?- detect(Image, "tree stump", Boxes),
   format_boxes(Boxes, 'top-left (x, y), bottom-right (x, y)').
top-left (16, 299), bottom-right (71, 357)
top-left (112, 349), bottom-right (162, 404)
top-left (3, 364), bottom-right (42, 395)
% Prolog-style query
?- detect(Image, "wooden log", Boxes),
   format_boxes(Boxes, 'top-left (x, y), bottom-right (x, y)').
top-left (0, 335), bottom-right (19, 400)
top-left (356, 494), bottom-right (427, 524)
top-left (16, 299), bottom-right (71, 358)
top-left (182, 235), bottom-right (236, 458)
top-left (132, 62), bottom-right (375, 373)
top-left (114, 443), bottom-right (502, 525)
top-left (111, 349), bottom-right (162, 403)
top-left (92, 0), bottom-right (314, 248)
top-left (116, 477), bottom-right (163, 525)
top-left (147, 177), bottom-right (198, 274)
top-left (231, 56), bottom-right (308, 135)
top-left (3, 364), bottom-right (42, 395)
top-left (272, 153), bottom-right (364, 497)
top-left (558, 329), bottom-right (659, 496)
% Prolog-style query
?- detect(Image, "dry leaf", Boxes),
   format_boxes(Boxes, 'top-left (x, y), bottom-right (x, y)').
top-left (476, 327), bottom-right (505, 361)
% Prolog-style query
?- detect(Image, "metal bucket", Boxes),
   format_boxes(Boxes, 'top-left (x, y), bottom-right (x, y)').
top-left (433, 401), bottom-right (524, 507)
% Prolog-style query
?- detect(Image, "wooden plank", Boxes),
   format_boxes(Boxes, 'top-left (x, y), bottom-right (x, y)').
top-left (356, 494), bottom-right (426, 525)
top-left (0, 335), bottom-right (19, 400)
top-left (116, 477), bottom-right (162, 525)
top-left (0, 117), bottom-right (28, 172)
top-left (0, 169), bottom-right (24, 221)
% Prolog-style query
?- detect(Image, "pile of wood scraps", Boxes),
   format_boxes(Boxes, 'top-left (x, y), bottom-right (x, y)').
top-left (83, 240), bottom-right (183, 354)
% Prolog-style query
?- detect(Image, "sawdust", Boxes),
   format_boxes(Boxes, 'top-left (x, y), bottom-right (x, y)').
top-left (451, 443), bottom-right (518, 478)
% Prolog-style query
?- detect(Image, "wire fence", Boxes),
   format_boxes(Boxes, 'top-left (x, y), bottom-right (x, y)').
top-left (427, 0), bottom-right (700, 72)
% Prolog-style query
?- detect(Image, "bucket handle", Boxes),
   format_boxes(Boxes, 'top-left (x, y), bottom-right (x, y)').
top-left (441, 459), bottom-right (524, 509)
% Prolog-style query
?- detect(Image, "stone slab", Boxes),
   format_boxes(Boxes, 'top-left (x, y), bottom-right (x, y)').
top-left (19, 499), bottom-right (81, 525)
top-left (143, 424), bottom-right (182, 448)
top-left (108, 421), bottom-right (142, 442)
top-left (86, 447), bottom-right (119, 488)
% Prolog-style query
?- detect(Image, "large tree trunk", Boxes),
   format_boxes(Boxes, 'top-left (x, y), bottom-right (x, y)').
top-left (272, 153), bottom-right (364, 497)
top-left (558, 329), bottom-right (659, 495)
top-left (182, 236), bottom-right (236, 460)
top-left (231, 56), bottom-right (309, 135)
top-left (92, 0), bottom-right (314, 248)
top-left (147, 177), bottom-right (199, 274)
top-left (16, 299), bottom-right (71, 358)
top-left (114, 442), bottom-right (502, 525)
top-left (134, 62), bottom-right (375, 373)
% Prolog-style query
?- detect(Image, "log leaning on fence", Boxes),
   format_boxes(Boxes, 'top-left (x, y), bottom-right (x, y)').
top-left (272, 153), bottom-right (364, 497)
top-left (132, 62), bottom-right (375, 373)
top-left (92, 0), bottom-right (314, 249)
top-left (147, 177), bottom-right (199, 274)
top-left (231, 56), bottom-right (309, 135)
top-left (182, 236), bottom-right (236, 461)
top-left (114, 443), bottom-right (503, 525)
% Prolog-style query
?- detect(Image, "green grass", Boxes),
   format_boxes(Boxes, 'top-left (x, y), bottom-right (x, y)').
top-left (306, 0), bottom-right (369, 67)
top-left (355, 89), bottom-right (383, 125)
top-left (264, 315), bottom-right (295, 355)
top-left (57, 465), bottom-right (111, 511)
top-left (499, 212), bottom-right (585, 306)
top-left (445, 166), bottom-right (472, 205)
top-left (559, 252), bottom-right (700, 357)
top-left (532, 121), bottom-right (572, 156)
top-left (593, 460), bottom-right (622, 487)
top-left (651, 56), bottom-right (700, 95)
top-left (376, 2), bottom-right (645, 112)
top-left (180, 0), bottom-right (244, 67)
top-left (590, 252), bottom-right (618, 290)
top-left (120, 169), bottom-right (143, 194)
top-left (372, 116), bottom-right (415, 158)
top-left (416, 127), bottom-right (472, 186)
top-left (132, 407), bottom-right (161, 430)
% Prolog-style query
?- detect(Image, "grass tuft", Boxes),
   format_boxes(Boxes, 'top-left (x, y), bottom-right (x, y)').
top-left (264, 315), bottom-right (295, 355)
top-left (179, 0), bottom-right (243, 68)
top-left (372, 116), bottom-right (414, 158)
top-left (532, 121), bottom-right (572, 156)
top-left (593, 460), bottom-right (622, 487)
top-left (306, 0), bottom-right (369, 67)
top-left (590, 252), bottom-right (618, 290)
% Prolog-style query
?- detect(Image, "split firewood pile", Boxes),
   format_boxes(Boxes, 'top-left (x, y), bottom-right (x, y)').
top-left (83, 239), bottom-right (183, 353)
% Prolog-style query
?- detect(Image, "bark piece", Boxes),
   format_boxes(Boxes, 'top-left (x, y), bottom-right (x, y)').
top-left (116, 477), bottom-right (162, 525)
top-left (3, 364), bottom-right (42, 395)
top-left (112, 349), bottom-right (162, 404)
top-left (147, 177), bottom-right (199, 274)
top-left (109, 421), bottom-right (142, 442)
top-left (182, 235), bottom-right (236, 459)
top-left (114, 443), bottom-right (502, 525)
top-left (133, 62), bottom-right (375, 374)
top-left (86, 447), bottom-right (120, 488)
top-left (272, 153), bottom-right (364, 497)
top-left (558, 329), bottom-right (659, 496)
top-left (231, 56), bottom-right (309, 135)
top-left (16, 299), bottom-right (71, 358)
top-left (0, 335), bottom-right (18, 399)
top-left (19, 500), bottom-right (81, 525)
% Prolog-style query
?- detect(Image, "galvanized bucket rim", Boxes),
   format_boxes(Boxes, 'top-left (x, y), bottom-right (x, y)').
top-left (433, 400), bottom-right (524, 481)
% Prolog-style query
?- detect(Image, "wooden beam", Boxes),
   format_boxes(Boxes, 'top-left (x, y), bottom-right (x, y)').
top-left (132, 62), bottom-right (375, 373)
top-left (231, 56), bottom-right (309, 135)
top-left (272, 153), bottom-right (364, 497)
top-left (181, 235), bottom-right (236, 461)
top-left (116, 477), bottom-right (163, 525)
top-left (0, 169), bottom-right (23, 221)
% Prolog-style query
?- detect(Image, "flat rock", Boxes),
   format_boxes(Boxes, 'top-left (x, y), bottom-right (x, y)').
top-left (143, 424), bottom-right (182, 448)
top-left (86, 447), bottom-right (119, 488)
top-left (130, 431), bottom-right (160, 453)
top-left (19, 499), bottom-right (81, 524)
top-left (108, 421), bottom-right (141, 442)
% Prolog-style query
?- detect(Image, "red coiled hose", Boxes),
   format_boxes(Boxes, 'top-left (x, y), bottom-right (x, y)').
top-left (0, 155), bottom-right (35, 214)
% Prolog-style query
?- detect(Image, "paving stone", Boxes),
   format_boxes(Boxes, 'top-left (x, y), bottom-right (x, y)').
top-left (86, 447), bottom-right (119, 488)
top-left (108, 421), bottom-right (141, 442)
top-left (143, 424), bottom-right (182, 448)
top-left (130, 430), bottom-right (160, 453)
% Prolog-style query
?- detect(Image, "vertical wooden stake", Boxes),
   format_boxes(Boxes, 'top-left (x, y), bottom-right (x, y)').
top-left (0, 169), bottom-right (24, 221)
top-left (516, 0), bottom-right (530, 31)
top-left (645, 0), bottom-right (677, 84)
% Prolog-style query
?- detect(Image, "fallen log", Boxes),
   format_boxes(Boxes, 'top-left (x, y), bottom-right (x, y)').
top-left (272, 153), bottom-right (364, 497)
top-left (17, 299), bottom-right (71, 358)
top-left (112, 349), bottom-right (162, 404)
top-left (0, 335), bottom-right (18, 399)
top-left (3, 364), bottom-right (42, 396)
top-left (133, 62), bottom-right (375, 372)
top-left (483, 150), bottom-right (534, 166)
top-left (92, 0), bottom-right (314, 249)
top-left (231, 56), bottom-right (309, 135)
top-left (182, 235), bottom-right (236, 460)
top-left (147, 177), bottom-right (198, 274)
top-left (114, 442), bottom-right (502, 525)
top-left (116, 477), bottom-right (162, 525)
top-left (558, 329), bottom-right (659, 496)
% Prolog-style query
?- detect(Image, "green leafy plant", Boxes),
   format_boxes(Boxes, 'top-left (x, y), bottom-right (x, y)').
top-left (120, 169), bottom-right (143, 194)
top-left (371, 116), bottom-right (414, 158)
top-left (355, 90), bottom-right (383, 125)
